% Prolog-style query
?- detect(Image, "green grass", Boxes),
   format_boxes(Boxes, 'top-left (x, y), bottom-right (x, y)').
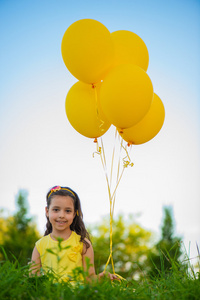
top-left (0, 250), bottom-right (199, 300)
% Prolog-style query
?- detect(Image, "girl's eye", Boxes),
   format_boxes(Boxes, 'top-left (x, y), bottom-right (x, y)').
top-left (53, 208), bottom-right (59, 212)
top-left (66, 210), bottom-right (72, 213)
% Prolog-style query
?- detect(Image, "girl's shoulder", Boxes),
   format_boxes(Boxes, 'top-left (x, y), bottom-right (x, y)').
top-left (82, 237), bottom-right (93, 255)
top-left (72, 232), bottom-right (91, 247)
top-left (35, 234), bottom-right (51, 253)
top-left (36, 234), bottom-right (50, 244)
top-left (84, 237), bottom-right (92, 246)
top-left (72, 231), bottom-right (84, 245)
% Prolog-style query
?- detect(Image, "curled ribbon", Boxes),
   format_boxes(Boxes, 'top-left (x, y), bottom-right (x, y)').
top-left (93, 141), bottom-right (102, 157)
top-left (121, 144), bottom-right (134, 168)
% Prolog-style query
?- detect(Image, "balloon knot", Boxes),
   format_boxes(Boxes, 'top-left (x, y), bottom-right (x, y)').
top-left (92, 84), bottom-right (96, 89)
top-left (93, 138), bottom-right (98, 143)
top-left (119, 129), bottom-right (123, 134)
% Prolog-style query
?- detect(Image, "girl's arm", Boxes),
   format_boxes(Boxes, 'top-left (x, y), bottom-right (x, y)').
top-left (30, 246), bottom-right (42, 275)
top-left (82, 239), bottom-right (96, 278)
top-left (82, 239), bottom-right (118, 281)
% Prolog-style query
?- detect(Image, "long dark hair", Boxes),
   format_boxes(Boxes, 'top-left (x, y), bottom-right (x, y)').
top-left (44, 186), bottom-right (91, 250)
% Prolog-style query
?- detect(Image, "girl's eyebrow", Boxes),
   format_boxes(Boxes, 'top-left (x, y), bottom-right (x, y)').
top-left (52, 206), bottom-right (73, 209)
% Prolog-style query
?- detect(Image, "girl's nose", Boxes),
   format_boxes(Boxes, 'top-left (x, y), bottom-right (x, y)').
top-left (59, 210), bottom-right (65, 218)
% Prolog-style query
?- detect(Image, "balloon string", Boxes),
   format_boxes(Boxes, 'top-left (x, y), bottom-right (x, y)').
top-left (110, 129), bottom-right (118, 190)
top-left (100, 138), bottom-right (112, 203)
top-left (95, 138), bottom-right (114, 274)
top-left (111, 132), bottom-right (123, 215)
top-left (95, 138), bottom-right (115, 274)
top-left (94, 133), bottom-right (133, 280)
top-left (93, 84), bottom-right (105, 131)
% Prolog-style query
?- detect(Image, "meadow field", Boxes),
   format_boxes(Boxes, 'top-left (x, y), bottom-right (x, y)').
top-left (1, 249), bottom-right (199, 300)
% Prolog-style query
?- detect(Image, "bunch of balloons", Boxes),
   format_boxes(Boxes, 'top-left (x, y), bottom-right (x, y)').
top-left (61, 19), bottom-right (165, 145)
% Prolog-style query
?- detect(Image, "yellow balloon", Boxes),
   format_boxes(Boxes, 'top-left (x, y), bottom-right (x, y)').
top-left (111, 30), bottom-right (149, 71)
top-left (61, 19), bottom-right (114, 84)
top-left (65, 81), bottom-right (111, 139)
top-left (119, 93), bottom-right (165, 145)
top-left (100, 64), bottom-right (153, 129)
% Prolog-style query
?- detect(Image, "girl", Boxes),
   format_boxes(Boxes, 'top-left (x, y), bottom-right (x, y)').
top-left (31, 185), bottom-right (117, 282)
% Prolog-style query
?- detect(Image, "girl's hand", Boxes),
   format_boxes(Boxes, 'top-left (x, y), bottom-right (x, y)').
top-left (98, 271), bottom-right (119, 281)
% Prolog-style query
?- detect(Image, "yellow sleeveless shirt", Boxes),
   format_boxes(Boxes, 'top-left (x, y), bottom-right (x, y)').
top-left (36, 231), bottom-right (83, 281)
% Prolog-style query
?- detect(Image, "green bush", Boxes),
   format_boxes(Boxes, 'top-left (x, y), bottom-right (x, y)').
top-left (0, 190), bottom-right (41, 265)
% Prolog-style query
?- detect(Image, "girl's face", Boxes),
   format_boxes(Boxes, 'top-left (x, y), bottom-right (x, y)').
top-left (46, 195), bottom-right (76, 233)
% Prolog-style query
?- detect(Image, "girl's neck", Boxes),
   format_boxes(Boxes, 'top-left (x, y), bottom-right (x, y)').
top-left (50, 228), bottom-right (72, 241)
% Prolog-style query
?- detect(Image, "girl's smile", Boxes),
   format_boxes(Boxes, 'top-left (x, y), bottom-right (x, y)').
top-left (56, 220), bottom-right (67, 224)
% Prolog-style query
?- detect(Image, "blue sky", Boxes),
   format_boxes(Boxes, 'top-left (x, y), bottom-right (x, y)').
top-left (0, 0), bottom-right (200, 265)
